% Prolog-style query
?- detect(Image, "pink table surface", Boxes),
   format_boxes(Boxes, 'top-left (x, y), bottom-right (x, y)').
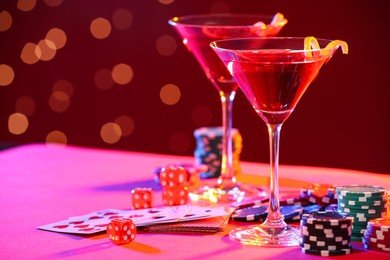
top-left (0, 143), bottom-right (389, 260)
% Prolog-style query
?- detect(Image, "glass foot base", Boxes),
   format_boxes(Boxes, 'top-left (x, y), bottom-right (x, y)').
top-left (189, 181), bottom-right (266, 203)
top-left (230, 224), bottom-right (300, 247)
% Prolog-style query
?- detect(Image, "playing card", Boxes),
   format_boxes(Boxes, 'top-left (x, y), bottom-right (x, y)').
top-left (38, 205), bottom-right (229, 234)
top-left (38, 209), bottom-right (127, 234)
top-left (38, 217), bottom-right (109, 234)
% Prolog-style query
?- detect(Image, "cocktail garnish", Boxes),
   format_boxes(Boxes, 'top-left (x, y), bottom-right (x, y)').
top-left (304, 36), bottom-right (348, 59)
top-left (304, 36), bottom-right (320, 58)
top-left (304, 36), bottom-right (320, 51)
top-left (252, 13), bottom-right (287, 36)
top-left (253, 21), bottom-right (266, 29)
top-left (270, 13), bottom-right (288, 27)
top-left (325, 40), bottom-right (349, 54)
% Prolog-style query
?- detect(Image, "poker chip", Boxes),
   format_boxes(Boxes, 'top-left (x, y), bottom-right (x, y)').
top-left (300, 242), bottom-right (348, 251)
top-left (231, 205), bottom-right (268, 222)
top-left (279, 192), bottom-right (311, 206)
top-left (280, 205), bottom-right (304, 221)
top-left (230, 195), bottom-right (269, 209)
top-left (301, 225), bottom-right (352, 236)
top-left (194, 127), bottom-right (242, 178)
top-left (367, 217), bottom-right (390, 231)
top-left (363, 240), bottom-right (390, 248)
top-left (307, 183), bottom-right (336, 199)
top-left (300, 233), bottom-right (351, 243)
top-left (301, 246), bottom-right (352, 256)
top-left (324, 204), bottom-right (337, 212)
top-left (299, 210), bottom-right (354, 256)
top-left (340, 207), bottom-right (386, 215)
top-left (301, 211), bottom-right (354, 225)
top-left (363, 234), bottom-right (390, 243)
top-left (231, 204), bottom-right (304, 222)
top-left (338, 194), bottom-right (387, 202)
top-left (338, 202), bottom-right (386, 210)
top-left (301, 232), bottom-right (351, 241)
top-left (351, 229), bottom-right (366, 236)
top-left (300, 185), bottom-right (337, 206)
top-left (363, 217), bottom-right (390, 252)
top-left (350, 236), bottom-right (363, 242)
top-left (338, 198), bottom-right (387, 206)
top-left (302, 221), bottom-right (351, 231)
top-left (364, 229), bottom-right (390, 238)
top-left (336, 185), bottom-right (388, 240)
top-left (303, 204), bottom-right (322, 214)
top-left (335, 185), bottom-right (386, 198)
top-left (363, 242), bottom-right (390, 252)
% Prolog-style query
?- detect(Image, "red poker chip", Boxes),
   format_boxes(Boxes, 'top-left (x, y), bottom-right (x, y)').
top-left (300, 187), bottom-right (337, 206)
top-left (363, 239), bottom-right (390, 250)
top-left (363, 235), bottom-right (390, 244)
top-left (367, 217), bottom-right (390, 231)
top-left (306, 183), bottom-right (336, 199)
top-left (363, 243), bottom-right (390, 252)
top-left (365, 227), bottom-right (390, 236)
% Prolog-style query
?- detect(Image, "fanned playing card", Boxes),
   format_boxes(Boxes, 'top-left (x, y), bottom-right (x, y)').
top-left (38, 205), bottom-right (228, 234)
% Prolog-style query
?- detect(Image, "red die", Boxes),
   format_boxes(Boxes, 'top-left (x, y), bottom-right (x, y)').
top-left (131, 187), bottom-right (153, 209)
top-left (162, 187), bottom-right (189, 206)
top-left (159, 165), bottom-right (187, 188)
top-left (107, 218), bottom-right (136, 244)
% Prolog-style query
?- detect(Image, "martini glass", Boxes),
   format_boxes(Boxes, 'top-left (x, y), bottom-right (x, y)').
top-left (210, 37), bottom-right (348, 246)
top-left (168, 13), bottom-right (287, 203)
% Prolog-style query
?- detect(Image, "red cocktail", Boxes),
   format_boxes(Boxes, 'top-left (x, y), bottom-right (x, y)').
top-left (169, 14), bottom-right (287, 202)
top-left (211, 37), bottom-right (348, 246)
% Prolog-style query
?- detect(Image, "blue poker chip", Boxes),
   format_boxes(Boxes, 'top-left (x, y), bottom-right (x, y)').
top-left (232, 204), bottom-right (304, 222)
top-left (280, 205), bottom-right (303, 221)
top-left (231, 205), bottom-right (268, 222)
top-left (303, 204), bottom-right (322, 214)
top-left (325, 204), bottom-right (338, 212)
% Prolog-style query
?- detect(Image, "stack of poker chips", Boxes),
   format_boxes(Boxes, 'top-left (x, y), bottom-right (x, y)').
top-left (300, 183), bottom-right (337, 208)
top-left (231, 204), bottom-right (304, 223)
top-left (300, 211), bottom-right (354, 256)
top-left (335, 185), bottom-right (387, 242)
top-left (363, 217), bottom-right (390, 252)
top-left (194, 127), bottom-right (242, 178)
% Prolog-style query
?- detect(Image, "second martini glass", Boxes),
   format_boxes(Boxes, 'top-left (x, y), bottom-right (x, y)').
top-left (211, 37), bottom-right (348, 246)
top-left (169, 13), bottom-right (287, 202)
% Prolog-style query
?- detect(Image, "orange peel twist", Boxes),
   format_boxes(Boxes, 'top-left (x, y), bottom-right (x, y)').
top-left (325, 40), bottom-right (348, 54)
top-left (304, 36), bottom-right (348, 58)
top-left (271, 13), bottom-right (288, 27)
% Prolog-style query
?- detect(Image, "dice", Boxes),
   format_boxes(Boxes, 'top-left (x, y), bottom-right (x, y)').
top-left (131, 187), bottom-right (153, 209)
top-left (162, 187), bottom-right (189, 206)
top-left (107, 218), bottom-right (136, 244)
top-left (159, 165), bottom-right (187, 188)
top-left (160, 165), bottom-right (189, 206)
top-left (153, 163), bottom-right (205, 187)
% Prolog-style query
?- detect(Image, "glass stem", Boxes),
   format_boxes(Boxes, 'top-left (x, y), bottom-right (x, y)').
top-left (217, 90), bottom-right (236, 189)
top-left (264, 123), bottom-right (285, 227)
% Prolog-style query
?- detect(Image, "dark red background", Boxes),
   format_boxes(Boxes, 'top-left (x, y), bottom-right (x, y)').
top-left (1, 0), bottom-right (389, 174)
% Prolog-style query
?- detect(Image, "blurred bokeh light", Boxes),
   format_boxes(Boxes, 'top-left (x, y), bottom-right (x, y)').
top-left (0, 1), bottom-right (388, 174)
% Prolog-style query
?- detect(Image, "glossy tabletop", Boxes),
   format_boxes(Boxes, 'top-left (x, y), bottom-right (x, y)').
top-left (1, 144), bottom-right (389, 259)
